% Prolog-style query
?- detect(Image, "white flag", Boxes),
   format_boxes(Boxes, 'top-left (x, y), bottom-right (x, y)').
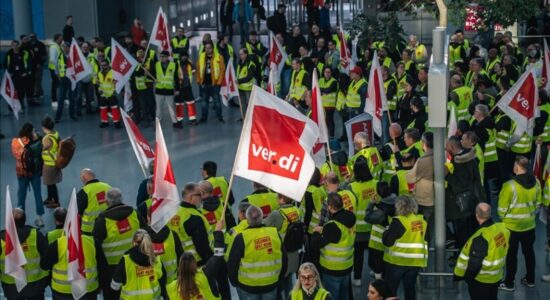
top-left (269, 34), bottom-right (288, 85)
top-left (220, 58), bottom-right (240, 106)
top-left (267, 68), bottom-right (276, 95)
top-left (111, 38), bottom-right (139, 94)
top-left (4, 185), bottom-right (27, 292)
top-left (448, 105), bottom-right (458, 138)
top-left (365, 50), bottom-right (388, 137)
top-left (67, 38), bottom-right (92, 90)
top-left (339, 26), bottom-right (351, 75)
top-left (0, 72), bottom-right (21, 119)
top-left (148, 7), bottom-right (172, 54)
top-left (151, 119), bottom-right (181, 232)
top-left (64, 189), bottom-right (87, 299)
top-left (124, 81), bottom-right (133, 112)
top-left (233, 86), bottom-right (319, 201)
top-left (120, 109), bottom-right (155, 178)
top-left (310, 71), bottom-right (329, 167)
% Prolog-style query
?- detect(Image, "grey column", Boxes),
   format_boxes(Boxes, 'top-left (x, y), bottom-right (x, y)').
top-left (12, 0), bottom-right (33, 38)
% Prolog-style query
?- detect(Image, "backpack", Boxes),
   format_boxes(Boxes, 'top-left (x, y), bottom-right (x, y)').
top-left (20, 139), bottom-right (43, 174)
top-left (55, 135), bottom-right (76, 169)
top-left (280, 210), bottom-right (305, 252)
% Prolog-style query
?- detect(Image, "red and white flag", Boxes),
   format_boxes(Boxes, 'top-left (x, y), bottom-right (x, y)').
top-left (448, 105), bottom-right (458, 138)
top-left (345, 113), bottom-right (374, 156)
top-left (233, 86), bottom-right (319, 201)
top-left (542, 39), bottom-right (550, 92)
top-left (67, 38), bottom-right (92, 91)
top-left (0, 72), bottom-right (21, 119)
top-left (111, 38), bottom-right (139, 94)
top-left (267, 68), bottom-right (276, 95)
top-left (148, 7), bottom-right (172, 55)
top-left (123, 81), bottom-right (133, 111)
top-left (3, 185), bottom-right (27, 292)
top-left (220, 58), bottom-right (240, 106)
top-left (365, 50), bottom-right (388, 137)
top-left (64, 188), bottom-right (87, 299)
top-left (120, 109), bottom-right (155, 177)
top-left (496, 69), bottom-right (540, 136)
top-left (339, 26), bottom-right (351, 74)
top-left (533, 143), bottom-right (543, 184)
top-left (269, 34), bottom-right (288, 85)
top-left (151, 119), bottom-right (180, 232)
top-left (311, 71), bottom-right (329, 167)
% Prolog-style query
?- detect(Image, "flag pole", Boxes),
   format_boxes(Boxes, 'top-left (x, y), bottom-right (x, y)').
top-left (326, 141), bottom-right (334, 170)
top-left (221, 173), bottom-right (235, 222)
top-left (236, 91), bottom-right (245, 121)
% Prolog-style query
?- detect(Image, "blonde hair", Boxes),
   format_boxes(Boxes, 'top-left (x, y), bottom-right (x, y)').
top-left (133, 229), bottom-right (156, 266)
top-left (292, 262), bottom-right (323, 292)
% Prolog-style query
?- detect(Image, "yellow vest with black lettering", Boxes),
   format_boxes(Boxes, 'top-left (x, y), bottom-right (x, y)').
top-left (237, 60), bottom-right (256, 92)
top-left (120, 255), bottom-right (163, 300)
top-left (166, 268), bottom-right (220, 300)
top-left (238, 227), bottom-right (283, 287)
top-left (42, 131), bottom-right (59, 167)
top-left (319, 77), bottom-right (337, 108)
top-left (338, 189), bottom-right (357, 215)
top-left (81, 181), bottom-right (112, 233)
top-left (453, 86), bottom-right (473, 121)
top-left (102, 210), bottom-right (140, 265)
top-left (246, 191), bottom-right (280, 219)
top-left (320, 219), bottom-right (355, 271)
top-left (537, 103), bottom-right (550, 142)
top-left (346, 78), bottom-right (367, 108)
top-left (510, 122), bottom-right (532, 154)
top-left (51, 235), bottom-right (99, 294)
top-left (152, 230), bottom-right (179, 282)
top-left (384, 77), bottom-right (397, 110)
top-left (47, 228), bottom-right (64, 244)
top-left (383, 214), bottom-right (428, 267)
top-left (289, 69), bottom-right (307, 101)
top-left (167, 206), bottom-right (211, 261)
top-left (454, 222), bottom-right (509, 284)
top-left (290, 287), bottom-right (330, 300)
top-left (155, 61), bottom-right (176, 90)
top-left (349, 179), bottom-right (378, 233)
top-left (279, 206), bottom-right (301, 240)
top-left (98, 70), bottom-right (115, 98)
top-left (0, 229), bottom-right (49, 284)
top-left (498, 179), bottom-right (541, 232)
top-left (300, 185), bottom-right (327, 234)
top-left (348, 147), bottom-right (383, 179)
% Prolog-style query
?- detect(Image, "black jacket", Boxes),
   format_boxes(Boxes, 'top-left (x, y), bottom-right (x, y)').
top-left (267, 11), bottom-right (287, 35)
top-left (455, 218), bottom-right (495, 283)
top-left (220, 0), bottom-right (235, 25)
top-left (366, 194), bottom-right (397, 227)
top-left (410, 109), bottom-right (428, 135)
top-left (62, 24), bottom-right (74, 43)
top-left (181, 201), bottom-right (213, 265)
top-left (310, 209), bottom-right (356, 276)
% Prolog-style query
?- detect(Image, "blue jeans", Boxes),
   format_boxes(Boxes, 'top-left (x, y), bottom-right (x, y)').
top-left (279, 68), bottom-right (292, 99)
top-left (322, 272), bottom-right (350, 300)
top-left (76, 81), bottom-right (95, 112)
top-left (200, 85), bottom-right (222, 120)
top-left (236, 287), bottom-right (277, 300)
top-left (17, 173), bottom-right (44, 216)
top-left (381, 111), bottom-right (390, 145)
top-left (56, 77), bottom-right (77, 120)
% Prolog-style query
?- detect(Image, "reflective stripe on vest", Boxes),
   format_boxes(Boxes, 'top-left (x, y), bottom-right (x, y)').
top-left (102, 211), bottom-right (140, 265)
top-left (538, 104), bottom-right (550, 142)
top-left (167, 207), bottom-right (211, 262)
top-left (320, 220), bottom-right (355, 271)
top-left (289, 69), bottom-right (307, 100)
top-left (120, 255), bottom-right (162, 300)
top-left (42, 131), bottom-right (59, 166)
top-left (346, 78), bottom-right (367, 108)
top-left (483, 128), bottom-right (498, 163)
top-left (349, 179), bottom-right (378, 233)
top-left (319, 77), bottom-right (337, 108)
top-left (238, 227), bottom-right (282, 287)
top-left (152, 231), bottom-right (179, 283)
top-left (81, 181), bottom-right (112, 233)
top-left (98, 70), bottom-right (115, 98)
top-left (384, 77), bottom-right (397, 110)
top-left (454, 86), bottom-right (473, 121)
top-left (368, 223), bottom-right (388, 251)
top-left (383, 214), bottom-right (428, 267)
top-left (155, 61), bottom-right (176, 90)
top-left (498, 180), bottom-right (540, 232)
top-left (301, 185), bottom-right (327, 234)
top-left (510, 122), bottom-right (532, 154)
top-left (0, 229), bottom-right (49, 284)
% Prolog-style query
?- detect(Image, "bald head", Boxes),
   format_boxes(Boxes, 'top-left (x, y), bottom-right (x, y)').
top-left (80, 168), bottom-right (96, 184)
top-left (389, 123), bottom-right (402, 139)
top-left (475, 203), bottom-right (491, 223)
top-left (325, 171), bottom-right (339, 185)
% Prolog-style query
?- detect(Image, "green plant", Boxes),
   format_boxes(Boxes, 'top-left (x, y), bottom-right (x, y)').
top-left (348, 12), bottom-right (406, 53)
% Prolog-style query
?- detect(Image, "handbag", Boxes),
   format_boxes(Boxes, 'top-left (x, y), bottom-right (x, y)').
top-left (455, 190), bottom-right (474, 213)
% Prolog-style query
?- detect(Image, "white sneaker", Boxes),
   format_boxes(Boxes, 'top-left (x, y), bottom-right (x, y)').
top-left (374, 273), bottom-right (382, 279)
top-left (51, 101), bottom-right (58, 109)
top-left (35, 216), bottom-right (44, 228)
top-left (352, 279), bottom-right (361, 287)
top-left (542, 274), bottom-right (550, 282)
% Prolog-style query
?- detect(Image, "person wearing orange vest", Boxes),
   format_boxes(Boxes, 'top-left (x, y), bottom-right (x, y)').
top-left (196, 42), bottom-right (225, 123)
top-left (97, 59), bottom-right (121, 128)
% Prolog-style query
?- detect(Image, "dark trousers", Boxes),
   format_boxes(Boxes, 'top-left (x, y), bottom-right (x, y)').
top-left (52, 290), bottom-right (98, 300)
top-left (100, 265), bottom-right (120, 300)
top-left (353, 240), bottom-right (368, 279)
top-left (221, 22), bottom-right (234, 42)
top-left (505, 228), bottom-right (536, 284)
top-left (325, 108), bottom-right (335, 137)
top-left (418, 205), bottom-right (434, 244)
top-left (55, 77), bottom-right (76, 120)
top-left (47, 184), bottom-right (59, 203)
top-left (76, 81), bottom-right (95, 112)
top-left (467, 280), bottom-right (498, 300)
top-left (368, 248), bottom-right (385, 274)
top-left (50, 69), bottom-right (59, 102)
top-left (385, 264), bottom-right (420, 300)
top-left (13, 75), bottom-right (32, 105)
top-left (452, 216), bottom-right (475, 252)
top-left (135, 88), bottom-right (155, 122)
top-left (496, 149), bottom-right (513, 183)
top-left (215, 263), bottom-right (231, 300)
top-left (200, 85), bottom-right (222, 120)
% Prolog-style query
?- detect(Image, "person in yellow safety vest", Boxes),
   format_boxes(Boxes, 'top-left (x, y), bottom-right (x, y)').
top-left (92, 188), bottom-right (147, 300)
top-left (471, 103), bottom-right (499, 193)
top-left (485, 47), bottom-right (501, 74)
top-left (448, 34), bottom-right (467, 70)
top-left (494, 108), bottom-right (514, 182)
top-left (382, 65), bottom-right (398, 117)
top-left (5, 40), bottom-right (32, 104)
top-left (301, 169), bottom-right (328, 239)
top-left (264, 193), bottom-right (302, 297)
top-left (175, 53), bottom-right (198, 127)
top-left (390, 153), bottom-right (416, 196)
top-left (497, 156), bottom-right (541, 291)
top-left (198, 180), bottom-right (226, 235)
top-left (449, 74), bottom-right (473, 122)
top-left (415, 67), bottom-right (429, 98)
top-left (150, 51), bottom-right (181, 128)
top-left (93, 38), bottom-right (111, 63)
top-left (406, 35), bottom-right (428, 68)
top-left (472, 77), bottom-right (497, 110)
top-left (319, 66), bottom-right (338, 137)
top-left (77, 168), bottom-right (112, 234)
top-left (41, 226), bottom-right (100, 299)
top-left (393, 127), bottom-right (424, 166)
top-left (310, 192), bottom-right (356, 299)
top-left (110, 229), bottom-right (167, 299)
top-left (41, 115), bottom-right (62, 208)
top-left (171, 27), bottom-right (190, 60)
top-left (54, 42), bottom-right (78, 122)
top-left (407, 97), bottom-right (428, 135)
top-left (348, 131), bottom-right (383, 180)
top-left (225, 202), bottom-right (251, 261)
top-left (535, 94), bottom-right (550, 145)
top-left (378, 47), bottom-right (395, 73)
top-left (139, 39), bottom-right (157, 72)
top-left (345, 66), bottom-right (368, 119)
top-left (237, 48), bottom-right (257, 118)
top-left (460, 131), bottom-right (486, 184)
top-left (287, 57), bottom-right (310, 111)
top-left (196, 42), bottom-right (226, 123)
top-left (455, 29), bottom-right (470, 54)
top-left (379, 123), bottom-right (407, 183)
top-left (365, 181), bottom-right (397, 280)
top-left (465, 58), bottom-right (489, 89)
top-left (227, 205), bottom-right (286, 298)
top-left (131, 49), bottom-right (155, 127)
top-left (454, 203), bottom-right (510, 299)
top-left (0, 208), bottom-right (49, 299)
top-left (245, 31), bottom-right (268, 77)
top-left (290, 262), bottom-right (332, 299)
top-left (167, 228), bottom-right (226, 300)
top-left (401, 49), bottom-right (418, 78)
top-left (201, 161), bottom-right (237, 228)
top-left (48, 34), bottom-right (63, 104)
top-left (47, 207), bottom-right (66, 244)
top-left (382, 195), bottom-right (428, 300)
top-left (96, 59), bottom-right (122, 128)
top-left (243, 182), bottom-right (280, 219)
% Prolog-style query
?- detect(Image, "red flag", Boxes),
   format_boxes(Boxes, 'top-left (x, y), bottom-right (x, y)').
top-left (543, 39), bottom-right (550, 92)
top-left (345, 113), bottom-right (374, 156)
top-left (151, 119), bottom-right (180, 232)
top-left (1, 72), bottom-right (21, 119)
top-left (64, 188), bottom-right (87, 299)
top-left (233, 86), bottom-right (319, 201)
top-left (120, 109), bottom-right (155, 177)
top-left (339, 27), bottom-right (351, 74)
top-left (67, 38), bottom-right (92, 90)
top-left (311, 71), bottom-right (329, 166)
top-left (111, 38), bottom-right (139, 94)
top-left (365, 50), bottom-right (388, 137)
top-left (220, 58), bottom-right (240, 106)
top-left (496, 69), bottom-right (540, 136)
top-left (267, 68), bottom-right (276, 95)
top-left (269, 34), bottom-right (288, 85)
top-left (148, 7), bottom-right (172, 54)
top-left (4, 185), bottom-right (27, 291)
top-left (533, 144), bottom-right (542, 184)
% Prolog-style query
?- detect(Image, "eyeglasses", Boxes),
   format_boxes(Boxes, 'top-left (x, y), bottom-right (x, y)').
top-left (300, 275), bottom-right (315, 281)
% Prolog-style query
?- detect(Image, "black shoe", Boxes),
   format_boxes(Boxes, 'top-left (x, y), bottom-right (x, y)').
top-left (218, 118), bottom-right (225, 123)
top-left (338, 136), bottom-right (347, 142)
top-left (54, 119), bottom-right (61, 123)
top-left (189, 120), bottom-right (198, 126)
top-left (0, 133), bottom-right (5, 139)
top-left (86, 109), bottom-right (95, 115)
top-left (173, 122), bottom-right (183, 128)
top-left (199, 118), bottom-right (207, 123)
top-left (76, 112), bottom-right (83, 117)
top-left (228, 100), bottom-right (240, 108)
top-left (114, 122), bottom-right (122, 129)
top-left (99, 122), bottom-right (109, 128)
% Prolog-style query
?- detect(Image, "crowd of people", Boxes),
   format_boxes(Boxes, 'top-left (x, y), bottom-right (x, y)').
top-left (2, 1), bottom-right (550, 300)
